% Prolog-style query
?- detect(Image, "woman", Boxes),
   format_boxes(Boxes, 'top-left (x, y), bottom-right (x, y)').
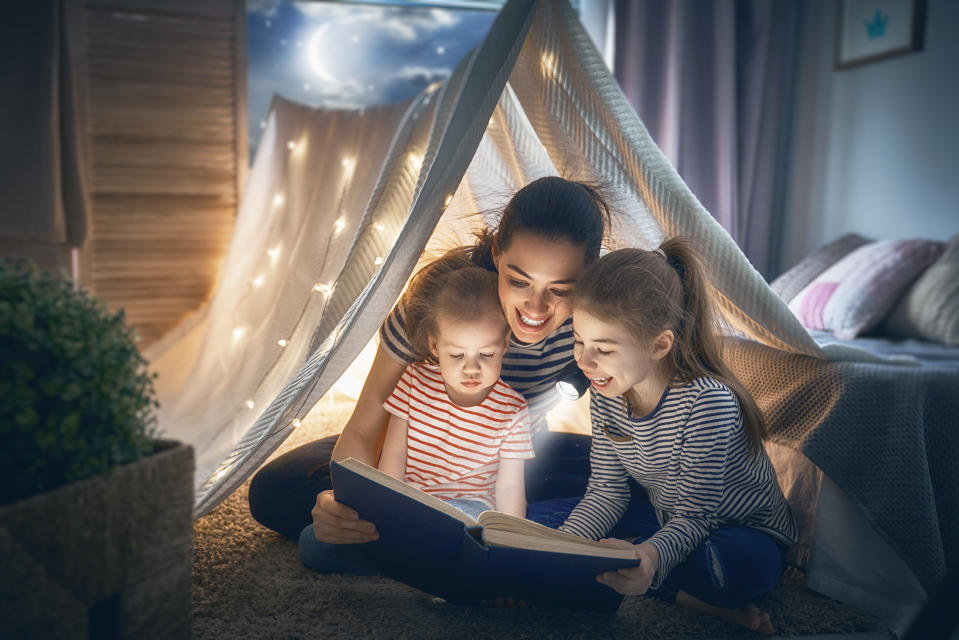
top-left (248, 176), bottom-right (611, 542)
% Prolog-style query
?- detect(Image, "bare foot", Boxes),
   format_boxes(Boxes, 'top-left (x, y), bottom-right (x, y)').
top-left (675, 590), bottom-right (775, 635)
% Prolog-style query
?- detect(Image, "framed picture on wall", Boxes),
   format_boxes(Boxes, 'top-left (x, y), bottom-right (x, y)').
top-left (835, 0), bottom-right (926, 70)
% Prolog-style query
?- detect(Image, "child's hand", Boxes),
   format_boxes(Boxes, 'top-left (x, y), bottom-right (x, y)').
top-left (595, 539), bottom-right (659, 596)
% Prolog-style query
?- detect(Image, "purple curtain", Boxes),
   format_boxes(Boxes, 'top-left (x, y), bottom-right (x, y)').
top-left (614, 0), bottom-right (800, 277)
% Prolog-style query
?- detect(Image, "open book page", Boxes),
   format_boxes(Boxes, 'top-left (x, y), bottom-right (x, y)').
top-left (338, 458), bottom-right (477, 527)
top-left (477, 511), bottom-right (637, 559)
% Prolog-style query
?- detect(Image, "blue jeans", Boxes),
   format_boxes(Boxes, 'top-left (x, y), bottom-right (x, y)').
top-left (299, 498), bottom-right (489, 575)
top-left (526, 494), bottom-right (786, 609)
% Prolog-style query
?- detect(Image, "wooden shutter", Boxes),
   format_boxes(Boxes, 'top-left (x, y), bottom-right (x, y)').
top-left (79, 0), bottom-right (247, 346)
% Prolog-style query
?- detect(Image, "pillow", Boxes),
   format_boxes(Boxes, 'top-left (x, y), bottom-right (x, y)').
top-left (770, 233), bottom-right (871, 303)
top-left (881, 235), bottom-right (959, 345)
top-left (787, 239), bottom-right (945, 339)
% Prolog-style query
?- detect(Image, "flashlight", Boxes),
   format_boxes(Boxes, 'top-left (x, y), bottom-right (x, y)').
top-left (555, 360), bottom-right (590, 401)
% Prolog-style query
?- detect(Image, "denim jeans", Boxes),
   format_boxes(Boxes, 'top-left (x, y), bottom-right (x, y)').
top-left (526, 494), bottom-right (786, 608)
top-left (298, 498), bottom-right (489, 575)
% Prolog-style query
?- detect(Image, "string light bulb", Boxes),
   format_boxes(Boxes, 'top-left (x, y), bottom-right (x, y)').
top-left (252, 275), bottom-right (265, 288)
top-left (374, 223), bottom-right (384, 232)
top-left (277, 338), bottom-right (289, 347)
top-left (272, 193), bottom-right (285, 209)
top-left (374, 256), bottom-right (384, 265)
top-left (287, 140), bottom-right (297, 151)
top-left (334, 217), bottom-right (346, 234)
top-left (292, 419), bottom-right (302, 429)
top-left (314, 282), bottom-right (333, 295)
top-left (267, 246), bottom-right (280, 263)
top-left (232, 327), bottom-right (246, 342)
top-left (245, 399), bottom-right (255, 409)
top-left (443, 193), bottom-right (453, 208)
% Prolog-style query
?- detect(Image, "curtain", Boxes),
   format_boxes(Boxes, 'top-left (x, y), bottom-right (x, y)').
top-left (613, 0), bottom-right (800, 277)
top-left (0, 2), bottom-right (88, 258)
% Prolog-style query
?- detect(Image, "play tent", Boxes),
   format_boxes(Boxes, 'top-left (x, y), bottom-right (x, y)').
top-left (146, 0), bottom-right (878, 517)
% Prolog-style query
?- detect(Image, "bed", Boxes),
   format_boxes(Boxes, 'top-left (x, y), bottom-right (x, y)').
top-left (724, 233), bottom-right (959, 636)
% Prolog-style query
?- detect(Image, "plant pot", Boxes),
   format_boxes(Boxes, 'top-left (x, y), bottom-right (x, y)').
top-left (0, 439), bottom-right (194, 639)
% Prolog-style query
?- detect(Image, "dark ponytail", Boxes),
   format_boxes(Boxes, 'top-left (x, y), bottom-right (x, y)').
top-left (470, 176), bottom-right (611, 271)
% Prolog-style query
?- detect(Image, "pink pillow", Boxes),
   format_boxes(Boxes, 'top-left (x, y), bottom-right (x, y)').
top-left (788, 239), bottom-right (945, 339)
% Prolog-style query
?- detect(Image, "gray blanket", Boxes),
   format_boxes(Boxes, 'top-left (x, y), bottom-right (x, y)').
top-left (723, 334), bottom-right (959, 591)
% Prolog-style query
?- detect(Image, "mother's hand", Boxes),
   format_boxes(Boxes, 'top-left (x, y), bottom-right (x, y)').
top-left (311, 489), bottom-right (379, 544)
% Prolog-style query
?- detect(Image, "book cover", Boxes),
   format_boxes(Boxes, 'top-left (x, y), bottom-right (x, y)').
top-left (330, 458), bottom-right (639, 611)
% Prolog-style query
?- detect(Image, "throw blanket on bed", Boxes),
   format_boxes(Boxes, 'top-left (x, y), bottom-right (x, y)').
top-left (724, 336), bottom-right (959, 591)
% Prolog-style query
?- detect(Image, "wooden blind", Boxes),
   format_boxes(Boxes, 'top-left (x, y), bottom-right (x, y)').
top-left (80, 0), bottom-right (247, 346)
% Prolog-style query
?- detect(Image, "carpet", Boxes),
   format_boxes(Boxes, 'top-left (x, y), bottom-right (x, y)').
top-left (192, 397), bottom-right (884, 639)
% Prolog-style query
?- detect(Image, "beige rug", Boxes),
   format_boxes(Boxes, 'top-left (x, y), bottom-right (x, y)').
top-left (193, 396), bottom-right (883, 639)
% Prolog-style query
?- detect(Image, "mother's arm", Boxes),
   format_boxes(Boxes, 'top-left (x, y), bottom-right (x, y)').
top-left (311, 344), bottom-right (406, 544)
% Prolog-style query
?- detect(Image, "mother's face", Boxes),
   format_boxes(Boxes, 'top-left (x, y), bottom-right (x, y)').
top-left (492, 231), bottom-right (588, 344)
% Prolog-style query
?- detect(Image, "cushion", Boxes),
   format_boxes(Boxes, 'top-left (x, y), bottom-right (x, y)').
top-left (787, 239), bottom-right (945, 339)
top-left (770, 233), bottom-right (871, 303)
top-left (881, 235), bottom-right (959, 345)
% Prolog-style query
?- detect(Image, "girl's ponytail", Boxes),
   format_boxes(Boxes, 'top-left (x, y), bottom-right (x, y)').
top-left (659, 238), bottom-right (767, 455)
top-left (574, 238), bottom-right (767, 456)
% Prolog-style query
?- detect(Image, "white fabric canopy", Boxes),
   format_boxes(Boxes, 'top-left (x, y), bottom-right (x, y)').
top-left (147, 0), bottom-right (866, 516)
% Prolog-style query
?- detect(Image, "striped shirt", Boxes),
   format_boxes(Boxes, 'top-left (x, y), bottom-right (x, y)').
top-left (560, 377), bottom-right (797, 587)
top-left (380, 302), bottom-right (575, 433)
top-left (383, 362), bottom-right (535, 509)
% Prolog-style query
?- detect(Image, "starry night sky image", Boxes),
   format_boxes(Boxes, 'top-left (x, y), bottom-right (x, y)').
top-left (246, 1), bottom-right (499, 158)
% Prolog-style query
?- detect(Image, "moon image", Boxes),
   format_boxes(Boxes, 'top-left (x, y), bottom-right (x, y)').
top-left (306, 23), bottom-right (341, 86)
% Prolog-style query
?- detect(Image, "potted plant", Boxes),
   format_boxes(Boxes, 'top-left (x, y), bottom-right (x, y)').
top-left (0, 258), bottom-right (193, 639)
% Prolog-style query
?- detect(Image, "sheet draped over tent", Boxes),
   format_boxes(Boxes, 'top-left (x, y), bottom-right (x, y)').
top-left (146, 0), bottom-right (880, 518)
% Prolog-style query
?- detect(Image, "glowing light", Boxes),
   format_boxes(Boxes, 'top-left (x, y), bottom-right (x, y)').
top-left (292, 418), bottom-right (302, 429)
top-left (374, 223), bottom-right (384, 232)
top-left (341, 156), bottom-right (356, 170)
top-left (407, 152), bottom-right (423, 169)
top-left (314, 282), bottom-right (333, 295)
top-left (232, 327), bottom-right (246, 342)
top-left (443, 193), bottom-right (453, 208)
top-left (267, 246), bottom-right (280, 263)
top-left (541, 51), bottom-right (558, 79)
top-left (245, 399), bottom-right (255, 409)
top-left (488, 117), bottom-right (495, 128)
top-left (425, 81), bottom-right (441, 94)
top-left (252, 275), bottom-right (265, 288)
top-left (272, 193), bottom-right (285, 209)
top-left (287, 140), bottom-right (297, 151)
top-left (292, 136), bottom-right (308, 159)
top-left (374, 256), bottom-right (384, 266)
top-left (277, 338), bottom-right (289, 347)
top-left (259, 120), bottom-right (266, 129)
top-left (436, 45), bottom-right (446, 55)
top-left (334, 217), bottom-right (346, 234)
top-left (213, 468), bottom-right (228, 482)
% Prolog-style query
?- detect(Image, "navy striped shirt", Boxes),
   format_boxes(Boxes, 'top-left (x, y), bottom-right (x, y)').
top-left (379, 303), bottom-right (574, 433)
top-left (559, 377), bottom-right (797, 587)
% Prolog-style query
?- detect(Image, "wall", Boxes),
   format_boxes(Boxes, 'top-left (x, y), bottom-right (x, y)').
top-left (778, 0), bottom-right (959, 275)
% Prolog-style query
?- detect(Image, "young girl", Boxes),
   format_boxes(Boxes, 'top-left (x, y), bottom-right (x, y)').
top-left (299, 252), bottom-right (534, 572)
top-left (554, 239), bottom-right (797, 634)
top-left (251, 176), bottom-right (611, 542)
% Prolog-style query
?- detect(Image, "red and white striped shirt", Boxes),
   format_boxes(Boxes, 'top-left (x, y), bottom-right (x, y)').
top-left (383, 362), bottom-right (535, 509)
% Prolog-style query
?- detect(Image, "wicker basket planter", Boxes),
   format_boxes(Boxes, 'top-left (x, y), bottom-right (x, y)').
top-left (0, 440), bottom-right (194, 639)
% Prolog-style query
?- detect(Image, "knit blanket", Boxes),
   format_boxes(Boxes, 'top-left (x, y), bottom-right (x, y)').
top-left (723, 334), bottom-right (959, 591)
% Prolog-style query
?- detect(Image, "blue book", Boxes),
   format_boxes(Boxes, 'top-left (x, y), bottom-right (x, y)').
top-left (330, 458), bottom-right (640, 611)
